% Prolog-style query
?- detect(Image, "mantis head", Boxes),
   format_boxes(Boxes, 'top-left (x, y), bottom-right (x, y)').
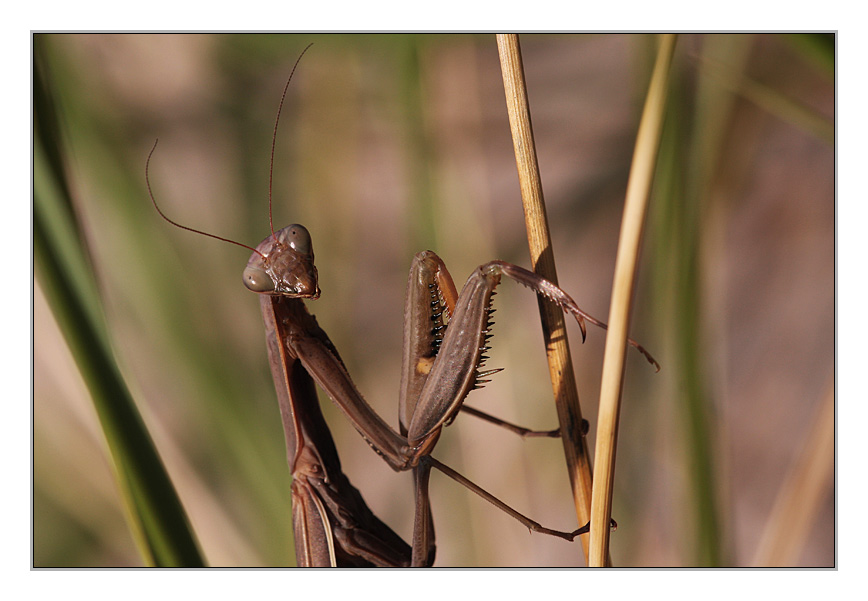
top-left (243, 224), bottom-right (320, 299)
top-left (147, 45), bottom-right (321, 301)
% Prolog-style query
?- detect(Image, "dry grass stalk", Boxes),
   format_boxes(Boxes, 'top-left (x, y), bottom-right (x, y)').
top-left (495, 33), bottom-right (597, 564)
top-left (589, 33), bottom-right (677, 567)
top-left (751, 382), bottom-right (834, 566)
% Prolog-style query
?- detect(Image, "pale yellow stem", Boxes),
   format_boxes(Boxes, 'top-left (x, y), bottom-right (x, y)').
top-left (589, 33), bottom-right (677, 567)
top-left (752, 382), bottom-right (834, 566)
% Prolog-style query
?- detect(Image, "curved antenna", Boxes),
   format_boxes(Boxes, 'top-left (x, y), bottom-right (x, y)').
top-left (146, 139), bottom-right (265, 259)
top-left (268, 42), bottom-right (314, 235)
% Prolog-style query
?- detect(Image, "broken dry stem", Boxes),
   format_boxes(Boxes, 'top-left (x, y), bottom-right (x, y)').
top-left (496, 33), bottom-right (597, 565)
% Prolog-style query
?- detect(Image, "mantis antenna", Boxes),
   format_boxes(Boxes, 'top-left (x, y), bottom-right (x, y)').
top-left (145, 43), bottom-right (315, 259)
top-left (269, 42), bottom-right (314, 235)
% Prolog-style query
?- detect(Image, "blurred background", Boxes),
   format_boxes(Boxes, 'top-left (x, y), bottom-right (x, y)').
top-left (33, 33), bottom-right (834, 567)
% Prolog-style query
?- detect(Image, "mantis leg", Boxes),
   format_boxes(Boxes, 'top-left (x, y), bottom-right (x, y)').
top-left (423, 456), bottom-right (590, 541)
top-left (460, 405), bottom-right (578, 438)
top-left (403, 255), bottom-right (658, 447)
top-left (410, 462), bottom-right (436, 567)
top-left (396, 253), bottom-right (632, 555)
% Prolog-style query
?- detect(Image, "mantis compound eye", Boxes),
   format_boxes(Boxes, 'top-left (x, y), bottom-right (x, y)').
top-left (243, 266), bottom-right (275, 292)
top-left (282, 224), bottom-right (312, 256)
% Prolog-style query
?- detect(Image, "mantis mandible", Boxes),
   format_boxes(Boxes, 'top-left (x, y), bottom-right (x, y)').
top-left (147, 46), bottom-right (658, 566)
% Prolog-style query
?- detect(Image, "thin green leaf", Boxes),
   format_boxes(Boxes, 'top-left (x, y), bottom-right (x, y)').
top-left (34, 46), bottom-right (204, 568)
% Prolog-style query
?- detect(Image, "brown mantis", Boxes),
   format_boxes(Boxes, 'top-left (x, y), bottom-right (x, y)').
top-left (146, 46), bottom-right (658, 566)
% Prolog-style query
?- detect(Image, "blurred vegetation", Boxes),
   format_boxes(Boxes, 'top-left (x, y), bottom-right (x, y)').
top-left (35, 46), bottom-right (203, 567)
top-left (33, 33), bottom-right (833, 567)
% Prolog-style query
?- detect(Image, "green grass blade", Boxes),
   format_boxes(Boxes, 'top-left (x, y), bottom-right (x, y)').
top-left (34, 51), bottom-right (204, 568)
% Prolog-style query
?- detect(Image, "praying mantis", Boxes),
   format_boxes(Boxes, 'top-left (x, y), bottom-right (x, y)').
top-left (146, 46), bottom-right (658, 566)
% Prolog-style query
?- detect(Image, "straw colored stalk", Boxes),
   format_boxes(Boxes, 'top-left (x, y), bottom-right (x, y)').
top-left (496, 33), bottom-right (597, 564)
top-left (752, 382), bottom-right (834, 566)
top-left (589, 33), bottom-right (677, 567)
